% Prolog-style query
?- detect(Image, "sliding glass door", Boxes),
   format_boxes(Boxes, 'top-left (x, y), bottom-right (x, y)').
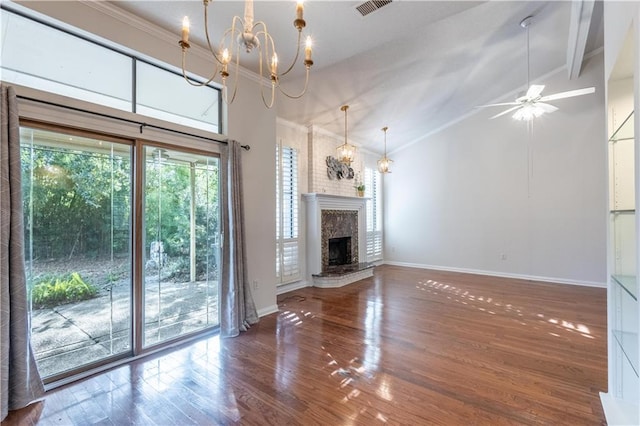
top-left (21, 126), bottom-right (220, 381)
top-left (143, 147), bottom-right (220, 346)
top-left (21, 126), bottom-right (133, 379)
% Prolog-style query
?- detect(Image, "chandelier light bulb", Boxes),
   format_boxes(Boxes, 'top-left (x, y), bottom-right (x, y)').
top-left (221, 48), bottom-right (230, 64)
top-left (305, 37), bottom-right (312, 61)
top-left (296, 1), bottom-right (304, 20)
top-left (181, 17), bottom-right (190, 45)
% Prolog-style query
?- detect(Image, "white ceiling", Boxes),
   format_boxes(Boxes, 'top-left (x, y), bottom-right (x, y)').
top-left (111, 0), bottom-right (604, 154)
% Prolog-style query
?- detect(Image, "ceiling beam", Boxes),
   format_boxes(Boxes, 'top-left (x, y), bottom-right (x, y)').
top-left (566, 0), bottom-right (595, 79)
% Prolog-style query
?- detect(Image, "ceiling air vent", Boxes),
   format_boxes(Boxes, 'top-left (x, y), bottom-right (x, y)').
top-left (356, 0), bottom-right (392, 17)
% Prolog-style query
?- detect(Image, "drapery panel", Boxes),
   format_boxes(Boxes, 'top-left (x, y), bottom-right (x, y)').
top-left (0, 85), bottom-right (45, 421)
top-left (220, 140), bottom-right (258, 337)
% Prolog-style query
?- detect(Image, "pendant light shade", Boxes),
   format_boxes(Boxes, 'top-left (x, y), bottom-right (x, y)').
top-left (377, 126), bottom-right (393, 173)
top-left (337, 105), bottom-right (356, 165)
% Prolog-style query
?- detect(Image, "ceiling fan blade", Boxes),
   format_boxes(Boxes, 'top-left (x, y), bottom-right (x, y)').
top-left (476, 102), bottom-right (520, 108)
top-left (535, 102), bottom-right (559, 113)
top-left (490, 105), bottom-right (522, 119)
top-left (539, 87), bottom-right (595, 102)
top-left (526, 84), bottom-right (545, 98)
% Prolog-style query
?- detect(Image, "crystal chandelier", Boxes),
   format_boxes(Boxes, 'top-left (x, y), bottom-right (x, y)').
top-left (336, 105), bottom-right (356, 165)
top-left (377, 126), bottom-right (393, 173)
top-left (179, 0), bottom-right (313, 108)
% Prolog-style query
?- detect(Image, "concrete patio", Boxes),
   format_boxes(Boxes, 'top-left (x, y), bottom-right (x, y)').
top-left (31, 278), bottom-right (219, 378)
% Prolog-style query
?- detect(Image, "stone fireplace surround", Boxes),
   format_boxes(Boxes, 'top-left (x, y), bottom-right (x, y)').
top-left (302, 193), bottom-right (374, 287)
top-left (321, 210), bottom-right (358, 270)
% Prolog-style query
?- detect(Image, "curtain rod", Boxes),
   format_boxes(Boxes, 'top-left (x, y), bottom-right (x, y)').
top-left (16, 94), bottom-right (251, 151)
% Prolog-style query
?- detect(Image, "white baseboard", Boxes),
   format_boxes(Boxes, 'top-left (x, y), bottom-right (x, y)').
top-left (257, 304), bottom-right (279, 318)
top-left (259, 280), bottom-right (311, 318)
top-left (383, 261), bottom-right (606, 288)
top-left (276, 280), bottom-right (310, 295)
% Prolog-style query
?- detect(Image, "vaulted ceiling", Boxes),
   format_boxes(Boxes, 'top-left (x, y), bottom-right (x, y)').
top-left (112, 0), bottom-right (604, 154)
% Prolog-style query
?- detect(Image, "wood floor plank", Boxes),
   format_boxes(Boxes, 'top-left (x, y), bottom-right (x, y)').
top-left (2, 265), bottom-right (607, 425)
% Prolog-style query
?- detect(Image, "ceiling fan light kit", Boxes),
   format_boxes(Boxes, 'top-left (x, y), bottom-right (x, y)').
top-left (478, 15), bottom-right (595, 121)
top-left (178, 0), bottom-right (314, 108)
top-left (512, 104), bottom-right (546, 121)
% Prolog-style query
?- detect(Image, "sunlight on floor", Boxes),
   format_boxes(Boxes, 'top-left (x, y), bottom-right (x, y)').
top-left (278, 309), bottom-right (315, 328)
top-left (376, 412), bottom-right (389, 422)
top-left (376, 378), bottom-right (393, 401)
top-left (323, 314), bottom-right (393, 425)
top-left (416, 278), bottom-right (597, 340)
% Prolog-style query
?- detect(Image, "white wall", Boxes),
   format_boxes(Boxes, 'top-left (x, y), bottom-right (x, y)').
top-left (308, 126), bottom-right (366, 197)
top-left (385, 52), bottom-right (607, 286)
top-left (227, 78), bottom-right (279, 316)
top-left (604, 2), bottom-right (639, 82)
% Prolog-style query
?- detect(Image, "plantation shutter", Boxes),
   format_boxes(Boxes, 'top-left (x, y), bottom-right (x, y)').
top-left (365, 167), bottom-right (383, 261)
top-left (276, 143), bottom-right (300, 283)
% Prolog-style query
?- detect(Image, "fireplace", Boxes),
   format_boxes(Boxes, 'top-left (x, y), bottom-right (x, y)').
top-left (321, 209), bottom-right (358, 271)
top-left (328, 237), bottom-right (351, 266)
top-left (303, 193), bottom-right (374, 287)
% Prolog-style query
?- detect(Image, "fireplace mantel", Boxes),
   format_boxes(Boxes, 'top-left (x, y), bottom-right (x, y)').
top-left (302, 193), bottom-right (369, 286)
top-left (302, 193), bottom-right (370, 209)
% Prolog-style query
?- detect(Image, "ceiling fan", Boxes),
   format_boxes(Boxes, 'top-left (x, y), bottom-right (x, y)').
top-left (479, 16), bottom-right (595, 121)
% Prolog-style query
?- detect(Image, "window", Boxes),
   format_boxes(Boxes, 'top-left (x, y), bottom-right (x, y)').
top-left (1, 7), bottom-right (221, 133)
top-left (365, 167), bottom-right (383, 261)
top-left (136, 62), bottom-right (220, 133)
top-left (1, 10), bottom-right (132, 111)
top-left (276, 142), bottom-right (300, 283)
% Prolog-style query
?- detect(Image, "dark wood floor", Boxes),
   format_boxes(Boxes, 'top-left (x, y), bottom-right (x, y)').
top-left (3, 265), bottom-right (607, 425)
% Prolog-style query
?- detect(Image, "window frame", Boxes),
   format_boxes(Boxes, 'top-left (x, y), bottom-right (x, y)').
top-left (364, 166), bottom-right (383, 262)
top-left (276, 141), bottom-right (301, 284)
top-left (19, 115), bottom-right (223, 386)
top-left (1, 5), bottom-right (223, 134)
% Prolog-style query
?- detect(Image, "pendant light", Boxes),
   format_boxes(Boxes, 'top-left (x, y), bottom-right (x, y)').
top-left (377, 126), bottom-right (393, 173)
top-left (336, 105), bottom-right (356, 165)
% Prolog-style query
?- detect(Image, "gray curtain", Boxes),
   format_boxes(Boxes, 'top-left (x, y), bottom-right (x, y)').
top-left (219, 140), bottom-right (258, 337)
top-left (0, 85), bottom-right (45, 421)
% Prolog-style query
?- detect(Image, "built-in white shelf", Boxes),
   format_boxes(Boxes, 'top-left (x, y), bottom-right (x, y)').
top-left (613, 274), bottom-right (638, 300)
top-left (613, 330), bottom-right (639, 376)
top-left (602, 54), bottom-right (638, 423)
